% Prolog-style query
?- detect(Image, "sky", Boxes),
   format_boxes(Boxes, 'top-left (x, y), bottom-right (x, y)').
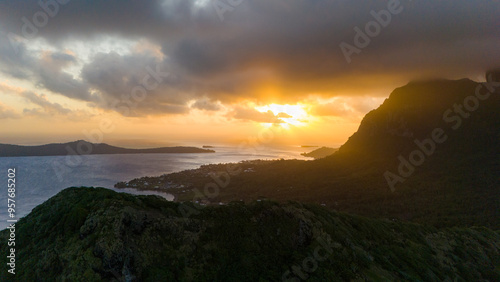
top-left (0, 0), bottom-right (498, 147)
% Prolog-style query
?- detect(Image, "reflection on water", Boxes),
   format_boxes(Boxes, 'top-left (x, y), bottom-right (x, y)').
top-left (0, 146), bottom-right (308, 229)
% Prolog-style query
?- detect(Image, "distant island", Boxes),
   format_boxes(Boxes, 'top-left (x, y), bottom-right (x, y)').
top-left (301, 146), bottom-right (338, 159)
top-left (0, 140), bottom-right (215, 157)
top-left (202, 145), bottom-right (215, 148)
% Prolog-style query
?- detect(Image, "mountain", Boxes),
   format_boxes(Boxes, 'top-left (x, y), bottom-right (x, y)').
top-left (335, 78), bottom-right (500, 160)
top-left (117, 74), bottom-right (500, 228)
top-left (0, 140), bottom-right (215, 157)
top-left (1, 187), bottom-right (498, 281)
top-left (301, 147), bottom-right (338, 159)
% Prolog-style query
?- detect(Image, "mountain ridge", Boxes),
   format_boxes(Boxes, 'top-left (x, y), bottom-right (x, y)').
top-left (1, 187), bottom-right (498, 281)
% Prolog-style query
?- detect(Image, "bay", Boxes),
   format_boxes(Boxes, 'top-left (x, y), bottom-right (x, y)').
top-left (0, 146), bottom-right (309, 230)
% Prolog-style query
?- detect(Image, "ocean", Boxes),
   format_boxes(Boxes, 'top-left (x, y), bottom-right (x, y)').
top-left (0, 146), bottom-right (310, 230)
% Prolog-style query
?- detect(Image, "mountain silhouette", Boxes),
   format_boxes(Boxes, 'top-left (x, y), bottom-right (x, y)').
top-left (336, 77), bottom-right (499, 160)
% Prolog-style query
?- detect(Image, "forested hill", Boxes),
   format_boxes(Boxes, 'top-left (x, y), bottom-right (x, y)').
top-left (1, 187), bottom-right (498, 281)
top-left (0, 140), bottom-right (214, 157)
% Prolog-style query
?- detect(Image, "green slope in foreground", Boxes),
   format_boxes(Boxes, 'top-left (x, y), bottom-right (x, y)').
top-left (1, 187), bottom-right (498, 281)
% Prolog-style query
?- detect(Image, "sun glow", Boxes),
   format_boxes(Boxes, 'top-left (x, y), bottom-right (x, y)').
top-left (255, 104), bottom-right (309, 128)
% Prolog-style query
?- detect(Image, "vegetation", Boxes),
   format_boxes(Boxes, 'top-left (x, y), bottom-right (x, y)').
top-left (1, 187), bottom-right (498, 281)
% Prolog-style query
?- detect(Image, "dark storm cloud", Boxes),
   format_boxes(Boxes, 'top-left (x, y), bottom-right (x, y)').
top-left (37, 66), bottom-right (95, 102)
top-left (0, 35), bottom-right (36, 79)
top-left (80, 51), bottom-right (192, 116)
top-left (0, 0), bottom-right (498, 116)
top-left (0, 37), bottom-right (96, 101)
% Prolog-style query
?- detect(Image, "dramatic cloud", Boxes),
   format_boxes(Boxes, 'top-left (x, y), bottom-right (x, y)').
top-left (0, 0), bottom-right (498, 117)
top-left (80, 51), bottom-right (191, 116)
top-left (37, 51), bottom-right (96, 101)
top-left (0, 35), bottom-right (36, 80)
top-left (0, 38), bottom-right (96, 102)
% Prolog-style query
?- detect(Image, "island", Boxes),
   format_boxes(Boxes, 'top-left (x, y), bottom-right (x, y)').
top-left (0, 140), bottom-right (215, 157)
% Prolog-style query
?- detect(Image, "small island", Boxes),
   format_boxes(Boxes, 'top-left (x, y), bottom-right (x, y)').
top-left (0, 140), bottom-right (215, 157)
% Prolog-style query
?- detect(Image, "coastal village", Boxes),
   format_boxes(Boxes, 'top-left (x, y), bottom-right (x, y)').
top-left (115, 159), bottom-right (269, 194)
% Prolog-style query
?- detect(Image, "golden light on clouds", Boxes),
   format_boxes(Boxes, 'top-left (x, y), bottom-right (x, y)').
top-left (255, 104), bottom-right (309, 129)
top-left (0, 0), bottom-right (497, 148)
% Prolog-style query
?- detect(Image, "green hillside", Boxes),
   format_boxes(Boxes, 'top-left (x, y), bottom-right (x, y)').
top-left (1, 187), bottom-right (498, 281)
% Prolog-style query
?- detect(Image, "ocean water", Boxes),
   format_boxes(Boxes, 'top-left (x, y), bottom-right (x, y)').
top-left (0, 146), bottom-right (309, 230)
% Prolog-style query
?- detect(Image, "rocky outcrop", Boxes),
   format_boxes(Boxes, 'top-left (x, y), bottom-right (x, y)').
top-left (336, 77), bottom-right (500, 159)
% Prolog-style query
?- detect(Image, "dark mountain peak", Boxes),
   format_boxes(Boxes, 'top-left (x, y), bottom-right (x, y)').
top-left (385, 78), bottom-right (476, 108)
top-left (336, 76), bottom-right (499, 158)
